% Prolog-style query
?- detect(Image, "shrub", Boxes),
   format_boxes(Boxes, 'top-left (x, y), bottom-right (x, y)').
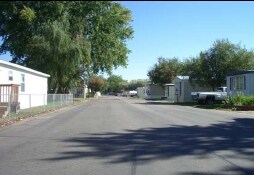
top-left (86, 92), bottom-right (94, 98)
top-left (225, 93), bottom-right (254, 106)
top-left (242, 95), bottom-right (254, 105)
top-left (224, 96), bottom-right (235, 106)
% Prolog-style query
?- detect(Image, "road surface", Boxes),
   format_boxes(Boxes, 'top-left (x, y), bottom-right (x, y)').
top-left (0, 96), bottom-right (254, 175)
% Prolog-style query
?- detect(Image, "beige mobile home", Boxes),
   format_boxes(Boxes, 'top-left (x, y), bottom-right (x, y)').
top-left (144, 84), bottom-right (164, 100)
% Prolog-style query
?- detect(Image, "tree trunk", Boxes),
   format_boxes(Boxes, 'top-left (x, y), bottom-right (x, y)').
top-left (54, 84), bottom-right (59, 94)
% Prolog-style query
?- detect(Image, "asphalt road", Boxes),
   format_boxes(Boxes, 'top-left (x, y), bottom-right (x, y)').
top-left (0, 96), bottom-right (254, 175)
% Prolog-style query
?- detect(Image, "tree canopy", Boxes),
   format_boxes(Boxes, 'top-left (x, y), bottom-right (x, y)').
top-left (0, 1), bottom-right (133, 93)
top-left (189, 39), bottom-right (254, 90)
top-left (147, 57), bottom-right (183, 85)
top-left (106, 75), bottom-right (127, 93)
top-left (125, 79), bottom-right (148, 90)
top-left (88, 75), bottom-right (105, 93)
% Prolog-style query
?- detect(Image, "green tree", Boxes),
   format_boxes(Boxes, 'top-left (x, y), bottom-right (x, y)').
top-left (81, 1), bottom-right (134, 74)
top-left (101, 79), bottom-right (109, 94)
top-left (107, 75), bottom-right (127, 93)
top-left (27, 19), bottom-right (91, 93)
top-left (182, 57), bottom-right (204, 86)
top-left (0, 1), bottom-right (133, 93)
top-left (192, 39), bottom-right (254, 90)
top-left (126, 79), bottom-right (148, 90)
top-left (147, 57), bottom-right (183, 85)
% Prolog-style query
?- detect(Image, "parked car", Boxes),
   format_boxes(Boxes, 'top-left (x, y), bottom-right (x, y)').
top-left (94, 91), bottom-right (101, 97)
top-left (129, 90), bottom-right (137, 97)
top-left (191, 87), bottom-right (227, 105)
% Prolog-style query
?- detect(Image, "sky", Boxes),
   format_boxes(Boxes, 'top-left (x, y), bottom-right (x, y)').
top-left (2, 2), bottom-right (254, 81)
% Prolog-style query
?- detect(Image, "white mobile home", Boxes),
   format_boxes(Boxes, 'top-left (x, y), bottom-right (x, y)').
top-left (164, 84), bottom-right (175, 100)
top-left (173, 76), bottom-right (212, 103)
top-left (226, 70), bottom-right (254, 96)
top-left (0, 59), bottom-right (50, 111)
top-left (137, 87), bottom-right (145, 98)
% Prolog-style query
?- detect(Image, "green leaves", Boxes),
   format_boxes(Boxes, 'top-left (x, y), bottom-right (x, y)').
top-left (107, 75), bottom-right (127, 93)
top-left (25, 18), bottom-right (91, 93)
top-left (148, 57), bottom-right (183, 84)
top-left (84, 2), bottom-right (133, 74)
top-left (196, 39), bottom-right (254, 90)
top-left (19, 5), bottom-right (36, 22)
top-left (126, 79), bottom-right (148, 91)
top-left (0, 1), bottom-right (133, 93)
top-left (225, 93), bottom-right (254, 106)
top-left (148, 39), bottom-right (254, 90)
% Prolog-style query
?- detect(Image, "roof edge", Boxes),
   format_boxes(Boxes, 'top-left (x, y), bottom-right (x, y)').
top-left (0, 59), bottom-right (50, 78)
top-left (226, 70), bottom-right (254, 76)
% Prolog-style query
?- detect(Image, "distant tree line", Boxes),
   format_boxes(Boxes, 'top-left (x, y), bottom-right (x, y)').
top-left (88, 75), bottom-right (148, 95)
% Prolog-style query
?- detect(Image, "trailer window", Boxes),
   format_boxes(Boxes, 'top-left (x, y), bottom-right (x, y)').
top-left (8, 71), bottom-right (13, 81)
top-left (232, 75), bottom-right (245, 90)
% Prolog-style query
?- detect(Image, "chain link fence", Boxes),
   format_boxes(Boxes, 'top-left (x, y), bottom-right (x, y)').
top-left (0, 94), bottom-right (74, 121)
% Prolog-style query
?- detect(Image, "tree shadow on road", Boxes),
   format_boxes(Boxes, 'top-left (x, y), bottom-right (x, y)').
top-left (44, 118), bottom-right (254, 174)
top-left (179, 166), bottom-right (254, 175)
